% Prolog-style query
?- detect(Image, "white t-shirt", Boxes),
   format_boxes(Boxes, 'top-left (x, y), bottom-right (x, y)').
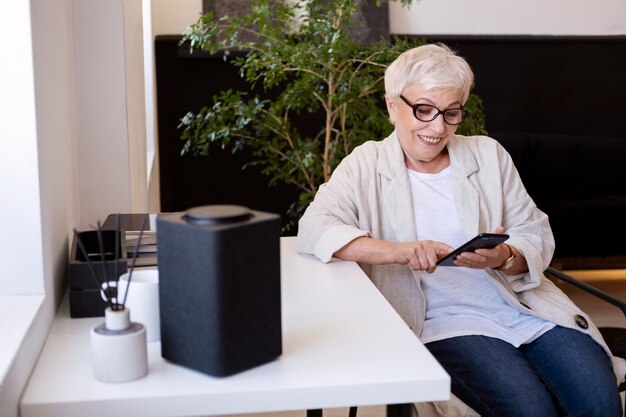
top-left (408, 167), bottom-right (555, 346)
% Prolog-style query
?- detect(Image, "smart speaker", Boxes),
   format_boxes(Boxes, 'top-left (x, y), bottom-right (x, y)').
top-left (156, 205), bottom-right (282, 376)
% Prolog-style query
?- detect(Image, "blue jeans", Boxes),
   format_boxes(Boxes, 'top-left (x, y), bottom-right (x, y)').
top-left (425, 326), bottom-right (621, 417)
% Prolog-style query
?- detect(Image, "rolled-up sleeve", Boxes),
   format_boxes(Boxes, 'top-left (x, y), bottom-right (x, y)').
top-left (298, 143), bottom-right (377, 262)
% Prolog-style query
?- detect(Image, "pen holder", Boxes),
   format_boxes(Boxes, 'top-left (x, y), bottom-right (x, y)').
top-left (90, 307), bottom-right (148, 383)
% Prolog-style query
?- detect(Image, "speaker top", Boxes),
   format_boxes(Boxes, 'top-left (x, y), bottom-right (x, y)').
top-left (184, 205), bottom-right (253, 225)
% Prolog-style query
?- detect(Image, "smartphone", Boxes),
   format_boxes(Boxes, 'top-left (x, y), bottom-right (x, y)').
top-left (436, 233), bottom-right (509, 267)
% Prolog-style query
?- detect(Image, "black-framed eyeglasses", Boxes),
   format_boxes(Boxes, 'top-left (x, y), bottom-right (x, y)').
top-left (399, 95), bottom-right (469, 125)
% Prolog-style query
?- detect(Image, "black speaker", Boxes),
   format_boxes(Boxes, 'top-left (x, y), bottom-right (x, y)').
top-left (156, 205), bottom-right (282, 376)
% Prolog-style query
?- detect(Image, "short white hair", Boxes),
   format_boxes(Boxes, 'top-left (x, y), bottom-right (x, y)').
top-left (384, 43), bottom-right (474, 103)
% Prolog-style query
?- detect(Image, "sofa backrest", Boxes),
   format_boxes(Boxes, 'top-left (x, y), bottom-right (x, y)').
top-left (494, 132), bottom-right (626, 198)
top-left (493, 131), bottom-right (626, 262)
top-left (421, 35), bottom-right (626, 139)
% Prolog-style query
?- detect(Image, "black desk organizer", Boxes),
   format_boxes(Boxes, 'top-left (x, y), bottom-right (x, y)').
top-left (68, 229), bottom-right (127, 318)
top-left (69, 214), bottom-right (157, 318)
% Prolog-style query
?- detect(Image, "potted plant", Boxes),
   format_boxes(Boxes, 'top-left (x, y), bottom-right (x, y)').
top-left (179, 0), bottom-right (487, 230)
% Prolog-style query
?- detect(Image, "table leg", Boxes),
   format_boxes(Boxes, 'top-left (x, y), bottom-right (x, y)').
top-left (307, 410), bottom-right (323, 417)
top-left (387, 403), bottom-right (412, 417)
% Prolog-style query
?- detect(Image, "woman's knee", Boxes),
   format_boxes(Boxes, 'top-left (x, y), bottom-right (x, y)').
top-left (522, 327), bottom-right (622, 417)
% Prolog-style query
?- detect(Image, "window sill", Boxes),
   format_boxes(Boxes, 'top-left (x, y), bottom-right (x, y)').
top-left (0, 295), bottom-right (45, 389)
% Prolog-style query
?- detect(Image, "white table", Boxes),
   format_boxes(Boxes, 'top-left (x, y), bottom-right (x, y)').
top-left (20, 237), bottom-right (449, 417)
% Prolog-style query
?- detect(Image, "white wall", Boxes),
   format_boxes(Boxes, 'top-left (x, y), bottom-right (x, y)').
top-left (0, 1), bottom-right (45, 295)
top-left (32, 0), bottom-right (81, 302)
top-left (0, 0), bottom-right (79, 415)
top-left (73, 0), bottom-right (149, 229)
top-left (152, 0), bottom-right (201, 36)
top-left (389, 0), bottom-right (626, 35)
top-left (144, 0), bottom-right (626, 36)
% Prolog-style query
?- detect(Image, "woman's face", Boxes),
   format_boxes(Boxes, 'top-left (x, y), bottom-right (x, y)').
top-left (386, 85), bottom-right (464, 173)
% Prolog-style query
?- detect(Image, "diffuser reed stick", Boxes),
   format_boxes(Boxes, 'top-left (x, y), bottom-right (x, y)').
top-left (121, 216), bottom-right (146, 309)
top-left (114, 213), bottom-right (121, 307)
top-left (95, 221), bottom-right (115, 309)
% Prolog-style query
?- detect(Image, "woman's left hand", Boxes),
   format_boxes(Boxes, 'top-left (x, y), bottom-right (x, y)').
top-left (453, 244), bottom-right (510, 269)
top-left (453, 226), bottom-right (510, 269)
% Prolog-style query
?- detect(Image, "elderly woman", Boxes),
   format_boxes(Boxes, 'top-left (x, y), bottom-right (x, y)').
top-left (297, 43), bottom-right (624, 417)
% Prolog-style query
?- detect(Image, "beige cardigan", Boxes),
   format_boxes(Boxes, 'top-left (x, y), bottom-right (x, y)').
top-left (298, 131), bottom-right (626, 417)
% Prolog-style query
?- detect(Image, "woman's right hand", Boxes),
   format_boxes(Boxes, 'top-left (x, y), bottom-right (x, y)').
top-left (395, 240), bottom-right (455, 273)
top-left (334, 237), bottom-right (454, 274)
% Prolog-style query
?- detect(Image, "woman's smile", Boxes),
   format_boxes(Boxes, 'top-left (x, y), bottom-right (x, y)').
top-left (417, 134), bottom-right (444, 145)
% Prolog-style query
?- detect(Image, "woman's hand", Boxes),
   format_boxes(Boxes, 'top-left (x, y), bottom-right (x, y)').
top-left (453, 243), bottom-right (511, 269)
top-left (334, 237), bottom-right (454, 273)
top-left (453, 226), bottom-right (527, 274)
top-left (395, 240), bottom-right (455, 273)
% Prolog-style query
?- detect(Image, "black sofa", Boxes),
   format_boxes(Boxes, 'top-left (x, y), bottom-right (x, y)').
top-left (493, 132), bottom-right (626, 268)
top-left (428, 35), bottom-right (626, 268)
top-left (155, 35), bottom-right (626, 268)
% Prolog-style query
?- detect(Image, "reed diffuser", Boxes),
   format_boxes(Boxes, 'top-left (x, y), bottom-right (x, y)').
top-left (74, 215), bottom-right (149, 383)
